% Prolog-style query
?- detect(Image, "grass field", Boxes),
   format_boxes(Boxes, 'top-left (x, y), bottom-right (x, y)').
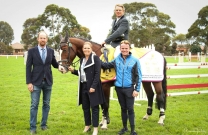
top-left (0, 56), bottom-right (207, 135)
top-left (165, 56), bottom-right (208, 63)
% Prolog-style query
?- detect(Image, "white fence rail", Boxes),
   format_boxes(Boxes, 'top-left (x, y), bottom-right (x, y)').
top-left (110, 62), bottom-right (208, 102)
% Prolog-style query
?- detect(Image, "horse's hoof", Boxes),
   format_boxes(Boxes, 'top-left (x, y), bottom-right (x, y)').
top-left (101, 119), bottom-right (108, 130)
top-left (158, 122), bottom-right (164, 126)
top-left (99, 116), bottom-right (104, 126)
top-left (143, 114), bottom-right (150, 120)
top-left (143, 117), bottom-right (148, 120)
top-left (158, 115), bottom-right (165, 126)
top-left (101, 124), bottom-right (108, 130)
top-left (101, 127), bottom-right (108, 130)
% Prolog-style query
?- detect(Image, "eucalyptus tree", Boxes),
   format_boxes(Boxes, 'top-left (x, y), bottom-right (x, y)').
top-left (172, 33), bottom-right (187, 45)
top-left (0, 21), bottom-right (14, 45)
top-left (172, 33), bottom-right (189, 54)
top-left (21, 4), bottom-right (91, 50)
top-left (122, 2), bottom-right (176, 54)
top-left (21, 17), bottom-right (42, 49)
top-left (186, 5), bottom-right (208, 54)
top-left (171, 42), bottom-right (177, 55)
top-left (0, 42), bottom-right (13, 54)
top-left (190, 43), bottom-right (202, 54)
top-left (0, 42), bottom-right (6, 53)
top-left (41, 4), bottom-right (91, 49)
top-left (40, 4), bottom-right (77, 49)
top-left (68, 25), bottom-right (91, 40)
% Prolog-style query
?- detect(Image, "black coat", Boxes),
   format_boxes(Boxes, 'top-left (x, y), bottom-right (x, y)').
top-left (26, 46), bottom-right (59, 85)
top-left (72, 53), bottom-right (105, 107)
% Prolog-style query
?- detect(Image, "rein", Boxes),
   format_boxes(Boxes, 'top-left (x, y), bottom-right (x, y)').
top-left (94, 45), bottom-right (103, 54)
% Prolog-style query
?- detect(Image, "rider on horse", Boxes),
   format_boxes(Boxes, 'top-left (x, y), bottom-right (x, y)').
top-left (101, 4), bottom-right (129, 58)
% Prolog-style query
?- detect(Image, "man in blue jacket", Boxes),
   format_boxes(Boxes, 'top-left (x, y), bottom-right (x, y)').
top-left (101, 40), bottom-right (142, 135)
top-left (26, 31), bottom-right (59, 134)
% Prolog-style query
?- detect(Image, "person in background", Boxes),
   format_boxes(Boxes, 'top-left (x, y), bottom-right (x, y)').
top-left (68, 42), bottom-right (105, 135)
top-left (101, 40), bottom-right (142, 135)
top-left (101, 4), bottom-right (129, 57)
top-left (26, 31), bottom-right (60, 134)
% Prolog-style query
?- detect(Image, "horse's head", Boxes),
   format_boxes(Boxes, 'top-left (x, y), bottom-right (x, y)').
top-left (58, 32), bottom-right (103, 72)
top-left (59, 32), bottom-right (69, 52)
top-left (58, 32), bottom-right (78, 72)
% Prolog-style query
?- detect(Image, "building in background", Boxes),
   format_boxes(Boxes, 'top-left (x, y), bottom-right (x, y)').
top-left (11, 43), bottom-right (24, 55)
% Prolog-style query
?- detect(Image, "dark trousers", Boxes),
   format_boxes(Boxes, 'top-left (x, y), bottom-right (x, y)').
top-left (81, 83), bottom-right (99, 127)
top-left (115, 86), bottom-right (135, 130)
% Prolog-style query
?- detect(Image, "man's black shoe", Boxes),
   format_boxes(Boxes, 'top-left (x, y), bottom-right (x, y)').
top-left (130, 131), bottom-right (137, 135)
top-left (41, 126), bottom-right (48, 130)
top-left (118, 128), bottom-right (128, 135)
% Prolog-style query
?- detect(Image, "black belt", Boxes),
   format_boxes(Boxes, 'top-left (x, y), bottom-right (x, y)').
top-left (116, 86), bottom-right (133, 89)
top-left (42, 78), bottom-right (46, 81)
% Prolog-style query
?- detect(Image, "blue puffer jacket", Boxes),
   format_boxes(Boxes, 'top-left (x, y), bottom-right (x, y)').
top-left (101, 52), bottom-right (142, 92)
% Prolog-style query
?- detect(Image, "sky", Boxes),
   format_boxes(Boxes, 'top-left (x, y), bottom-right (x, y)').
top-left (0, 0), bottom-right (207, 44)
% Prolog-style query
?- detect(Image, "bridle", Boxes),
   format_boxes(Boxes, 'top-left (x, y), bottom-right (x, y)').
top-left (58, 38), bottom-right (80, 71)
top-left (58, 37), bottom-right (103, 72)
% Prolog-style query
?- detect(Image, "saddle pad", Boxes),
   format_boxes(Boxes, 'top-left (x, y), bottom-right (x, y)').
top-left (100, 46), bottom-right (116, 82)
top-left (100, 46), bottom-right (164, 82)
top-left (135, 50), bottom-right (164, 81)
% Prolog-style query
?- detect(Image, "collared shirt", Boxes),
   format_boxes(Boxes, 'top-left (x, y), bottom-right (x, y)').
top-left (115, 17), bottom-right (121, 23)
top-left (38, 45), bottom-right (47, 59)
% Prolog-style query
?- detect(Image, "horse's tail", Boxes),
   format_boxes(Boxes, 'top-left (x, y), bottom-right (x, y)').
top-left (162, 57), bottom-right (167, 110)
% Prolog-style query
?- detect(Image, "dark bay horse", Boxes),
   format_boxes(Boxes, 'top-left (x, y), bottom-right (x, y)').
top-left (58, 34), bottom-right (167, 129)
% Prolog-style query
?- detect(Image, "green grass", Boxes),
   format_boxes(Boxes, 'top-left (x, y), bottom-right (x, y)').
top-left (0, 56), bottom-right (208, 135)
top-left (167, 68), bottom-right (207, 87)
top-left (166, 57), bottom-right (208, 92)
top-left (165, 56), bottom-right (208, 63)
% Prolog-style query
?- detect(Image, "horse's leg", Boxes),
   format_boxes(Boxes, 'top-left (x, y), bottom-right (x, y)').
top-left (142, 82), bottom-right (154, 120)
top-left (152, 82), bottom-right (165, 125)
top-left (100, 82), bottom-right (112, 129)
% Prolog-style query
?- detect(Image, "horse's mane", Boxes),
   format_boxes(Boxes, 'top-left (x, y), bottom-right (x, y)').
top-left (70, 37), bottom-right (101, 46)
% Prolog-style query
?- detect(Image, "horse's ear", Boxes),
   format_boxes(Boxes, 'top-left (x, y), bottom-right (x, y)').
top-left (65, 32), bottom-right (69, 42)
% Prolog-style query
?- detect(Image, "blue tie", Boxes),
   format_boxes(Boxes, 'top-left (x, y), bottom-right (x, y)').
top-left (41, 49), bottom-right (45, 63)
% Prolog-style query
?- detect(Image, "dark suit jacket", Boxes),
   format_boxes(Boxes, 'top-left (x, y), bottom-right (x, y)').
top-left (72, 53), bottom-right (105, 107)
top-left (105, 15), bottom-right (129, 48)
top-left (26, 46), bottom-right (59, 86)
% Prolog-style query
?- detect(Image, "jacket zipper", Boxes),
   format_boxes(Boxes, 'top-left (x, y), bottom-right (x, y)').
top-left (122, 58), bottom-right (126, 88)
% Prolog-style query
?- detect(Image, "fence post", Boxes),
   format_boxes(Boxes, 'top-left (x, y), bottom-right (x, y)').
top-left (178, 53), bottom-right (184, 63)
top-left (201, 55), bottom-right (205, 62)
top-left (188, 52), bottom-right (191, 62)
top-left (197, 52), bottom-right (200, 61)
top-left (24, 51), bottom-right (28, 65)
top-left (110, 87), bottom-right (115, 100)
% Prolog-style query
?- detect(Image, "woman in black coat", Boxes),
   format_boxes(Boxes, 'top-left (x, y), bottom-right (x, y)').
top-left (68, 42), bottom-right (105, 135)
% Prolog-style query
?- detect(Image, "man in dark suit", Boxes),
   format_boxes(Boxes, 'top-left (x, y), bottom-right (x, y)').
top-left (26, 31), bottom-right (59, 134)
top-left (101, 4), bottom-right (129, 57)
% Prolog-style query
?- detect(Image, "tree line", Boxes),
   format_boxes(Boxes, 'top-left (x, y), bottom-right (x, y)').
top-left (0, 2), bottom-right (207, 55)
